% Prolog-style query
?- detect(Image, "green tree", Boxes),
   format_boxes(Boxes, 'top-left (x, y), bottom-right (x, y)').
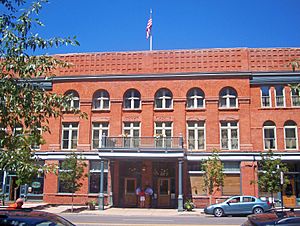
top-left (0, 0), bottom-right (86, 198)
top-left (59, 153), bottom-right (87, 212)
top-left (201, 149), bottom-right (224, 204)
top-left (257, 150), bottom-right (289, 207)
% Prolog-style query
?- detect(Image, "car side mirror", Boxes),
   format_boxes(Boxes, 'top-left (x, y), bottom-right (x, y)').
top-left (226, 201), bottom-right (230, 205)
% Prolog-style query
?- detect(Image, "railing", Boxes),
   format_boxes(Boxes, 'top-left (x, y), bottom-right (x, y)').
top-left (261, 96), bottom-right (271, 107)
top-left (275, 96), bottom-right (284, 107)
top-left (98, 136), bottom-right (184, 150)
top-left (292, 95), bottom-right (300, 107)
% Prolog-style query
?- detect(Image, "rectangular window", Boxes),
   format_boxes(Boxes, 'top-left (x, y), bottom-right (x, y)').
top-left (220, 122), bottom-right (239, 150)
top-left (285, 126), bottom-right (298, 150)
top-left (187, 121), bottom-right (205, 150)
top-left (123, 122), bottom-right (140, 148)
top-left (291, 89), bottom-right (300, 107)
top-left (155, 122), bottom-right (172, 148)
top-left (261, 86), bottom-right (271, 107)
top-left (190, 175), bottom-right (206, 196)
top-left (31, 127), bottom-right (42, 150)
top-left (263, 126), bottom-right (276, 150)
top-left (275, 85), bottom-right (285, 107)
top-left (222, 174), bottom-right (240, 196)
top-left (61, 123), bottom-right (78, 150)
top-left (58, 160), bottom-right (72, 193)
top-left (92, 122), bottom-right (109, 149)
top-left (89, 161), bottom-right (108, 194)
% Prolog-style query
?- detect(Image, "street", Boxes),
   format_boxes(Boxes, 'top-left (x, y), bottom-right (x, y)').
top-left (62, 214), bottom-right (247, 226)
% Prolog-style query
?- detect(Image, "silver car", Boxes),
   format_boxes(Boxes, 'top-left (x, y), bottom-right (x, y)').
top-left (204, 195), bottom-right (271, 217)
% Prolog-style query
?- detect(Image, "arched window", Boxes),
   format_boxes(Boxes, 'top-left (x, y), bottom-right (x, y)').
top-left (92, 90), bottom-right (110, 110)
top-left (284, 120), bottom-right (298, 150)
top-left (263, 121), bottom-right (276, 150)
top-left (65, 90), bottom-right (80, 109)
top-left (155, 88), bottom-right (173, 109)
top-left (219, 87), bottom-right (238, 108)
top-left (186, 88), bottom-right (205, 109)
top-left (123, 89), bottom-right (141, 109)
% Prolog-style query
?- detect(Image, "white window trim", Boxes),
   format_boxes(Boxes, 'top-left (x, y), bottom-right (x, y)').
top-left (154, 122), bottom-right (173, 137)
top-left (61, 123), bottom-right (79, 150)
top-left (275, 86), bottom-right (286, 108)
top-left (261, 87), bottom-right (272, 108)
top-left (155, 89), bottom-right (173, 109)
top-left (284, 125), bottom-right (298, 150)
top-left (263, 125), bottom-right (277, 150)
top-left (220, 122), bottom-right (239, 150)
top-left (187, 121), bottom-right (206, 150)
top-left (123, 122), bottom-right (141, 137)
top-left (291, 89), bottom-right (300, 107)
top-left (187, 89), bottom-right (205, 109)
top-left (93, 91), bottom-right (110, 110)
top-left (124, 90), bottom-right (141, 110)
top-left (220, 88), bottom-right (238, 108)
top-left (92, 122), bottom-right (109, 149)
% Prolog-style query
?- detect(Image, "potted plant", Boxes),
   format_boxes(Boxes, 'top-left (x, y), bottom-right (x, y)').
top-left (184, 199), bottom-right (195, 211)
top-left (86, 200), bottom-right (97, 210)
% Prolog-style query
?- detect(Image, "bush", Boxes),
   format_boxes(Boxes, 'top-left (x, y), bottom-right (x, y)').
top-left (184, 199), bottom-right (195, 211)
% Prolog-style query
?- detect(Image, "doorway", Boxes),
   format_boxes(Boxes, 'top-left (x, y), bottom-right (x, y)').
top-left (157, 178), bottom-right (170, 207)
top-left (124, 177), bottom-right (137, 207)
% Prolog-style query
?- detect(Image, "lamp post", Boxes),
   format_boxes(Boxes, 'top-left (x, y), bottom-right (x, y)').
top-left (277, 164), bottom-right (284, 210)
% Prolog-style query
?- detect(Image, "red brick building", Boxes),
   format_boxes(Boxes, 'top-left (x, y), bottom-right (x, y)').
top-left (2, 47), bottom-right (300, 210)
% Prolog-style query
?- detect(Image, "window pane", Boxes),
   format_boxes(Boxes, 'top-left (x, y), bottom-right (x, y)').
top-left (229, 98), bottom-right (236, 107)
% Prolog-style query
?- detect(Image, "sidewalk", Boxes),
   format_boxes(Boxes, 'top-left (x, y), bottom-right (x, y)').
top-left (22, 202), bottom-right (204, 216)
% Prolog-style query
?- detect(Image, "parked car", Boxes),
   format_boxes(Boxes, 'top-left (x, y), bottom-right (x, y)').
top-left (204, 195), bottom-right (271, 217)
top-left (0, 208), bottom-right (75, 226)
top-left (242, 209), bottom-right (300, 226)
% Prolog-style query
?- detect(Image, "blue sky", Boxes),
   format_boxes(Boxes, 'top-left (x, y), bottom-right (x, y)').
top-left (34, 0), bottom-right (300, 54)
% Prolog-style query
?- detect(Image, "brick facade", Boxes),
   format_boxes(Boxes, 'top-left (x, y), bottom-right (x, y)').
top-left (25, 47), bottom-right (300, 208)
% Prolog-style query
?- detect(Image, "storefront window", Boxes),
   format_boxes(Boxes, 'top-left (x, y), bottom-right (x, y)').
top-left (89, 161), bottom-right (108, 194)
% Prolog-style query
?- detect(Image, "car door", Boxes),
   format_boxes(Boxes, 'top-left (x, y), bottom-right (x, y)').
top-left (223, 196), bottom-right (242, 214)
top-left (241, 196), bottom-right (256, 214)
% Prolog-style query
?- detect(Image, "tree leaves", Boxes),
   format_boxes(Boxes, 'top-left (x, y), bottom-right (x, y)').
top-left (0, 0), bottom-right (86, 187)
top-left (201, 149), bottom-right (224, 195)
top-left (257, 150), bottom-right (289, 201)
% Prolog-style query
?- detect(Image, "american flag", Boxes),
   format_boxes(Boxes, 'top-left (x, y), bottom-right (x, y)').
top-left (146, 17), bottom-right (152, 39)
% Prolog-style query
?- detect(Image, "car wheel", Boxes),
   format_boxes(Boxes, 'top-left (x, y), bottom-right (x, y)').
top-left (213, 208), bottom-right (224, 217)
top-left (253, 207), bottom-right (264, 214)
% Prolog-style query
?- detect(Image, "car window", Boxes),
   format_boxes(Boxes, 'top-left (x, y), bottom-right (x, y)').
top-left (278, 217), bottom-right (300, 224)
top-left (228, 197), bottom-right (240, 203)
top-left (243, 197), bottom-right (255, 202)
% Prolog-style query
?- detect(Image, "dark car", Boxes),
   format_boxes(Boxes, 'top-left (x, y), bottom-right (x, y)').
top-left (242, 209), bottom-right (300, 226)
top-left (0, 208), bottom-right (75, 226)
top-left (204, 195), bottom-right (271, 217)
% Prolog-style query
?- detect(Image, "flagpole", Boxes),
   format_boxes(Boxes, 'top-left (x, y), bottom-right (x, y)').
top-left (150, 34), bottom-right (152, 51)
top-left (149, 9), bottom-right (152, 51)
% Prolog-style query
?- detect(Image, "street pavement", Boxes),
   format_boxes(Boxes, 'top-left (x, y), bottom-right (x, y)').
top-left (20, 202), bottom-right (245, 226)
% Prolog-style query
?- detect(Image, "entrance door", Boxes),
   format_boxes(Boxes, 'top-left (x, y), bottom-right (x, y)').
top-left (157, 178), bottom-right (170, 207)
top-left (283, 177), bottom-right (297, 207)
top-left (124, 178), bottom-right (137, 207)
